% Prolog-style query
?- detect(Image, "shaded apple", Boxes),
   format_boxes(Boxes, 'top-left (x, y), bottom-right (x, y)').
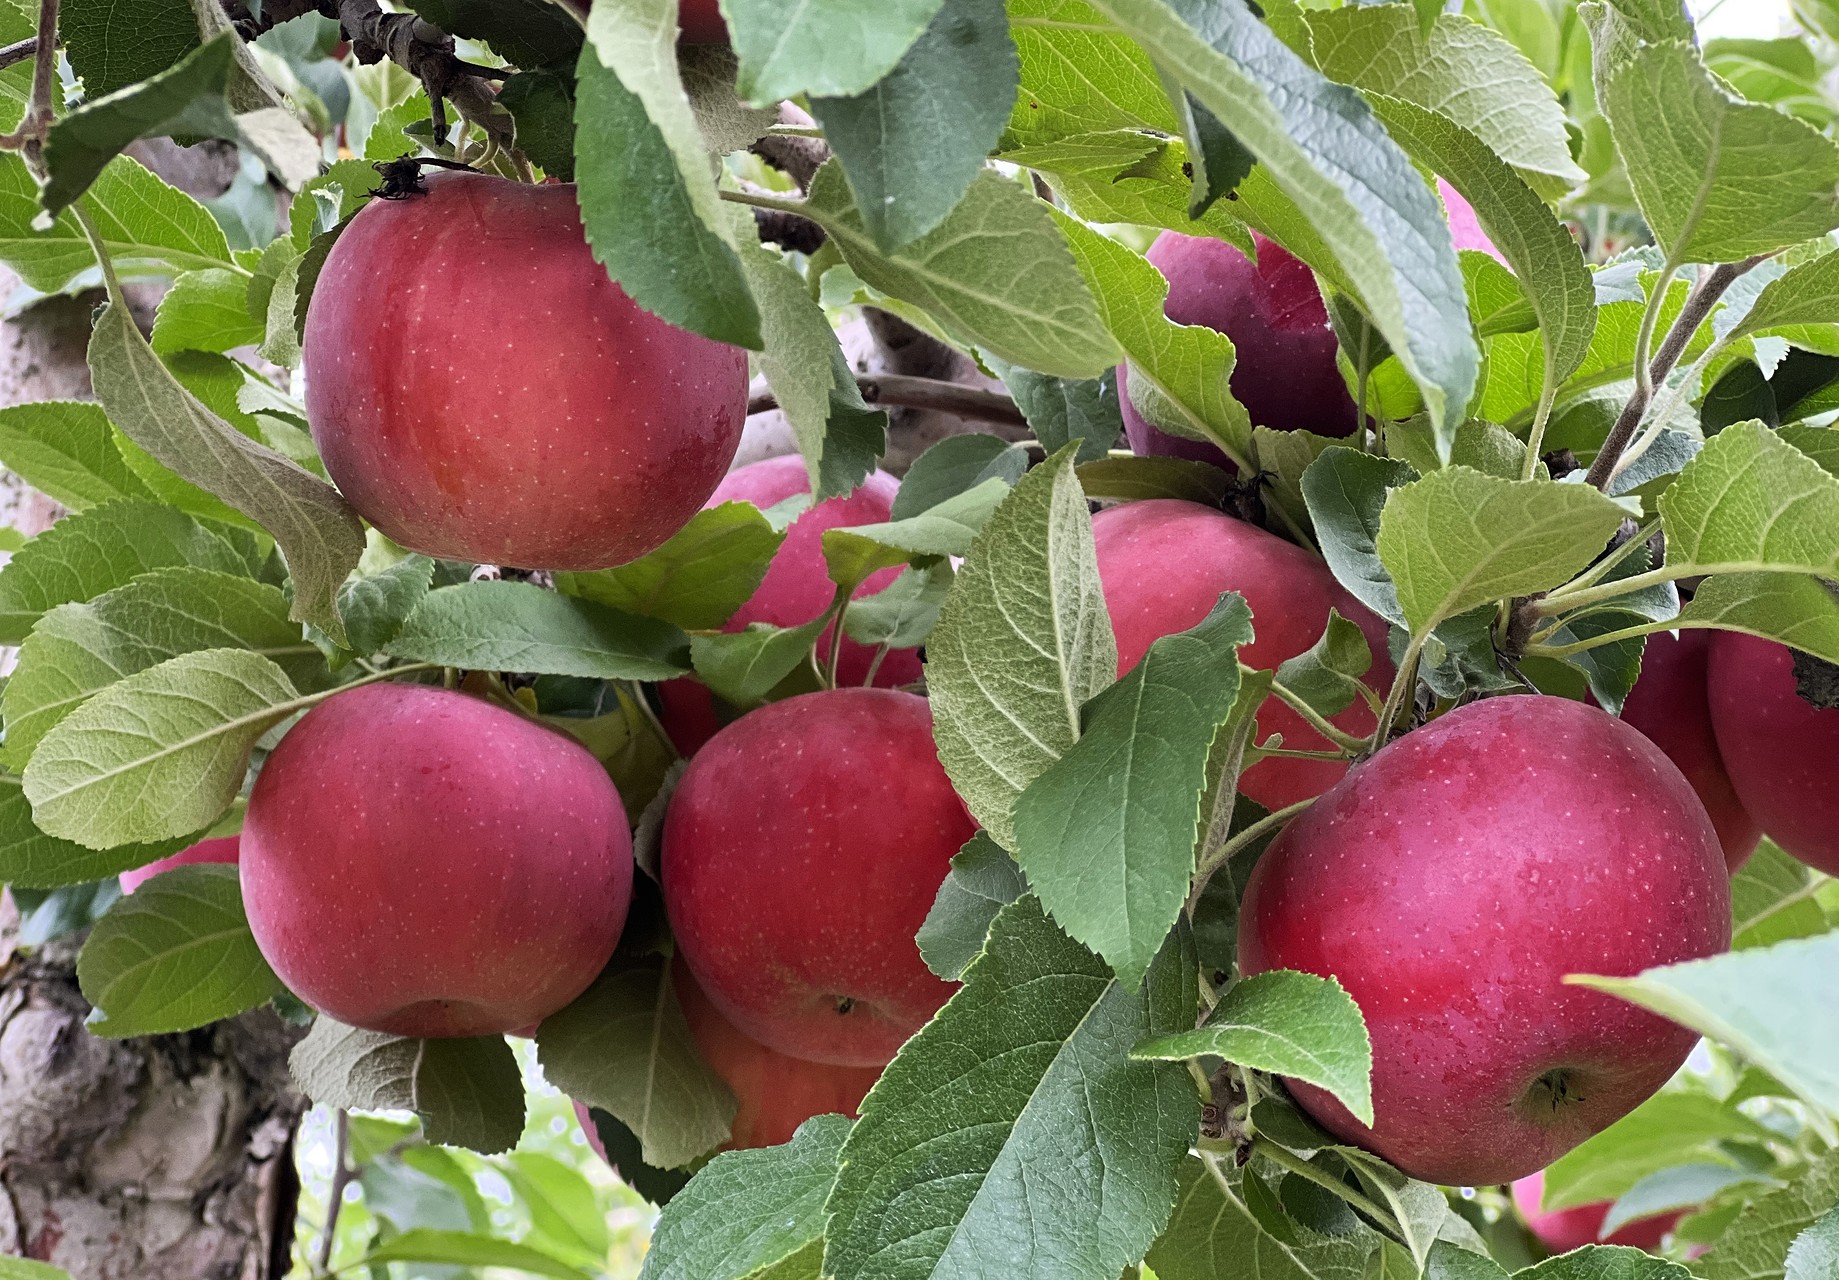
top-left (1617, 630), bottom-right (1760, 870)
top-left (1512, 1171), bottom-right (1683, 1253)
top-left (1092, 498), bottom-right (1393, 810)
top-left (1118, 231), bottom-right (1358, 471)
top-left (657, 456), bottom-right (923, 755)
top-left (1440, 179), bottom-right (1508, 265)
top-left (242, 682), bottom-right (633, 1038)
top-left (1238, 694), bottom-right (1731, 1186)
top-left (661, 688), bottom-right (973, 1066)
top-left (304, 171), bottom-right (747, 570)
top-left (1708, 632), bottom-right (1839, 876)
top-left (119, 835), bottom-right (240, 894)
top-left (679, 0), bottom-right (728, 42)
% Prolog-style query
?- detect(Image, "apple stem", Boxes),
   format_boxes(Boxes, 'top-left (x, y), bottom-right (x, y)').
top-left (1245, 1137), bottom-right (1406, 1239)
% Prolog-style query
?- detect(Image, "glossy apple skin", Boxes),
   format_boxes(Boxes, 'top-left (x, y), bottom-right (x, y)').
top-left (656, 457), bottom-right (923, 755)
top-left (1119, 231), bottom-right (1358, 471)
top-left (242, 683), bottom-right (633, 1038)
top-left (1092, 499), bottom-right (1393, 810)
top-left (1440, 179), bottom-right (1508, 265)
top-left (119, 835), bottom-right (240, 894)
top-left (1511, 1172), bottom-right (1682, 1253)
top-left (1238, 695), bottom-right (1731, 1187)
top-left (662, 688), bottom-right (973, 1065)
top-left (1709, 633), bottom-right (1839, 875)
top-left (1619, 631), bottom-right (1760, 870)
top-left (675, 956), bottom-right (880, 1148)
top-left (304, 171), bottom-right (747, 570)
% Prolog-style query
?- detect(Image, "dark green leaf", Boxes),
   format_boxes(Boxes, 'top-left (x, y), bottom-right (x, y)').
top-left (385, 582), bottom-right (691, 681)
top-left (1301, 448), bottom-right (1417, 628)
top-left (501, 68), bottom-right (577, 182)
top-left (891, 434), bottom-right (1029, 522)
top-left (689, 618), bottom-right (826, 709)
top-left (555, 502), bottom-right (784, 632)
top-left (61, 0), bottom-right (198, 100)
top-left (916, 832), bottom-right (1027, 981)
top-left (0, 782), bottom-right (192, 890)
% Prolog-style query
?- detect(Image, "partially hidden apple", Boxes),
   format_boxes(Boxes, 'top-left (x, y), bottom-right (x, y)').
top-left (1238, 694), bottom-right (1731, 1186)
top-left (119, 835), bottom-right (240, 894)
top-left (657, 456), bottom-right (923, 755)
top-left (1440, 179), bottom-right (1508, 265)
top-left (662, 688), bottom-right (974, 1066)
top-left (1618, 630), bottom-right (1760, 870)
top-left (1092, 498), bottom-right (1393, 810)
top-left (1512, 1171), bottom-right (1683, 1253)
top-left (242, 682), bottom-right (633, 1038)
top-left (304, 171), bottom-right (748, 570)
top-left (679, 0), bottom-right (728, 42)
top-left (1708, 632), bottom-right (1839, 876)
top-left (1118, 231), bottom-right (1358, 470)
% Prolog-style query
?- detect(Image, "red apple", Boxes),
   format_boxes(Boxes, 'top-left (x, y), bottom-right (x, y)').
top-left (1092, 498), bottom-right (1393, 810)
top-left (674, 956), bottom-right (879, 1148)
top-left (119, 835), bottom-right (240, 894)
top-left (1708, 633), bottom-right (1839, 876)
top-left (679, 0), bottom-right (727, 42)
top-left (1512, 1171), bottom-right (1682, 1253)
top-left (1440, 179), bottom-right (1508, 266)
top-left (657, 456), bottom-right (924, 755)
top-left (304, 171), bottom-right (747, 570)
top-left (242, 683), bottom-right (633, 1038)
top-left (661, 688), bottom-right (973, 1066)
top-left (1237, 694), bottom-right (1731, 1186)
top-left (1118, 231), bottom-right (1358, 470)
top-left (1617, 631), bottom-right (1760, 870)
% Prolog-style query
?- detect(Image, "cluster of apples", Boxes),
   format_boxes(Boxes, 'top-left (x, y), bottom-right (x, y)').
top-left (108, 158), bottom-right (1834, 1252)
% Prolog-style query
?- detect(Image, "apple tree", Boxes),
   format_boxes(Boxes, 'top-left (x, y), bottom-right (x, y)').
top-left (0, 0), bottom-right (1834, 1277)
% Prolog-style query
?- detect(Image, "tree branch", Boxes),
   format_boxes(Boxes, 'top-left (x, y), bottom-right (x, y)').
top-left (0, 36), bottom-right (34, 71)
top-left (333, 0), bottom-right (512, 154)
top-left (748, 373), bottom-right (1028, 430)
top-left (0, 0), bottom-right (59, 161)
top-left (1582, 255), bottom-right (1766, 490)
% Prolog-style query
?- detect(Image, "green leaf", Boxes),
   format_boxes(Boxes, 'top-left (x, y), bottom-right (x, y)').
top-left (41, 36), bottom-right (317, 217)
top-left (2, 567), bottom-right (323, 770)
top-left (690, 618), bottom-right (826, 709)
top-left (88, 302), bottom-right (364, 644)
top-left (1004, 0), bottom-right (1176, 146)
top-left (1570, 931), bottom-right (1839, 1128)
top-left (1676, 573), bottom-right (1839, 666)
top-left (1054, 212), bottom-right (1251, 466)
top-left (536, 957), bottom-right (735, 1170)
top-left (892, 434), bottom-right (1029, 521)
top-left (821, 478), bottom-right (1009, 593)
top-left (76, 863), bottom-right (282, 1037)
top-left (338, 550), bottom-right (436, 657)
top-left (1730, 840), bottom-right (1831, 951)
top-left (1586, 12), bottom-right (1839, 262)
top-left (573, 34), bottom-right (761, 349)
top-left (1700, 1153), bottom-right (1839, 1280)
top-left (1603, 1163), bottom-right (1768, 1237)
top-left (1134, 969), bottom-right (1374, 1125)
top-left (1013, 592), bottom-right (1249, 987)
top-left (0, 401), bottom-right (155, 511)
top-left (1275, 611), bottom-right (1375, 720)
top-left (1086, 0), bottom-right (1477, 453)
top-left (994, 364), bottom-right (1124, 464)
top-left (22, 649), bottom-right (302, 848)
top-left (824, 896), bottom-right (1198, 1280)
top-left (1301, 449), bottom-right (1417, 627)
top-left (1720, 250), bottom-right (1839, 348)
top-left (150, 267), bottom-right (265, 356)
top-left (1426, 1242), bottom-right (1509, 1280)
top-left (1542, 1089), bottom-right (1775, 1211)
top-left (0, 1257), bottom-right (74, 1280)
top-left (917, 833), bottom-right (1026, 981)
top-left (842, 561), bottom-right (953, 651)
top-left (357, 1229), bottom-right (590, 1280)
top-left (726, 0), bottom-right (946, 103)
top-left (804, 162), bottom-right (1120, 379)
top-left (61, 0), bottom-right (199, 100)
top-left (729, 220), bottom-right (885, 498)
top-left (1077, 455), bottom-right (1235, 507)
top-left (289, 1016), bottom-right (526, 1154)
top-left (501, 68), bottom-right (577, 182)
top-left (926, 447), bottom-right (1116, 849)
top-left (0, 781), bottom-right (192, 889)
top-left (1366, 99), bottom-right (1596, 397)
top-left (638, 1114), bottom-right (851, 1280)
top-left (682, 44), bottom-right (778, 154)
top-left (398, 0), bottom-right (583, 69)
top-left (556, 502), bottom-right (783, 632)
top-left (810, 0), bottom-right (1017, 251)
top-left (1308, 9), bottom-right (1585, 199)
top-left (0, 500), bottom-right (250, 644)
top-left (1377, 467), bottom-right (1630, 635)
top-left (1661, 421), bottom-right (1839, 578)
top-left (385, 582), bottom-right (690, 681)
top-left (1520, 1250), bottom-right (1693, 1280)
top-left (0, 153), bottom-right (234, 293)
top-left (1147, 1155), bottom-right (1377, 1280)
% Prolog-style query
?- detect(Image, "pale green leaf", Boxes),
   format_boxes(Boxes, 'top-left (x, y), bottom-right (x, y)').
top-left (357, 1229), bottom-right (590, 1280)
top-left (150, 267), bottom-right (264, 356)
top-left (1661, 421), bottom-right (1839, 578)
top-left (555, 502), bottom-right (783, 632)
top-left (0, 401), bottom-right (155, 511)
top-left (1676, 573), bottom-right (1839, 665)
top-left (727, 0), bottom-right (945, 103)
top-left (1699, 1153), bottom-right (1839, 1280)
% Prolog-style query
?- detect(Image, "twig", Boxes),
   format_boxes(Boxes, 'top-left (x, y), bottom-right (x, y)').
top-left (1582, 256), bottom-right (1764, 489)
top-left (749, 374), bottom-right (1028, 429)
top-left (0, 36), bottom-right (33, 71)
top-left (0, 0), bottom-right (58, 162)
top-left (316, 1109), bottom-right (353, 1273)
top-left (334, 0), bottom-right (513, 156)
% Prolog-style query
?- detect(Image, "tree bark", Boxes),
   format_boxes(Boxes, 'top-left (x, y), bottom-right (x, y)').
top-left (0, 138), bottom-right (308, 1277)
